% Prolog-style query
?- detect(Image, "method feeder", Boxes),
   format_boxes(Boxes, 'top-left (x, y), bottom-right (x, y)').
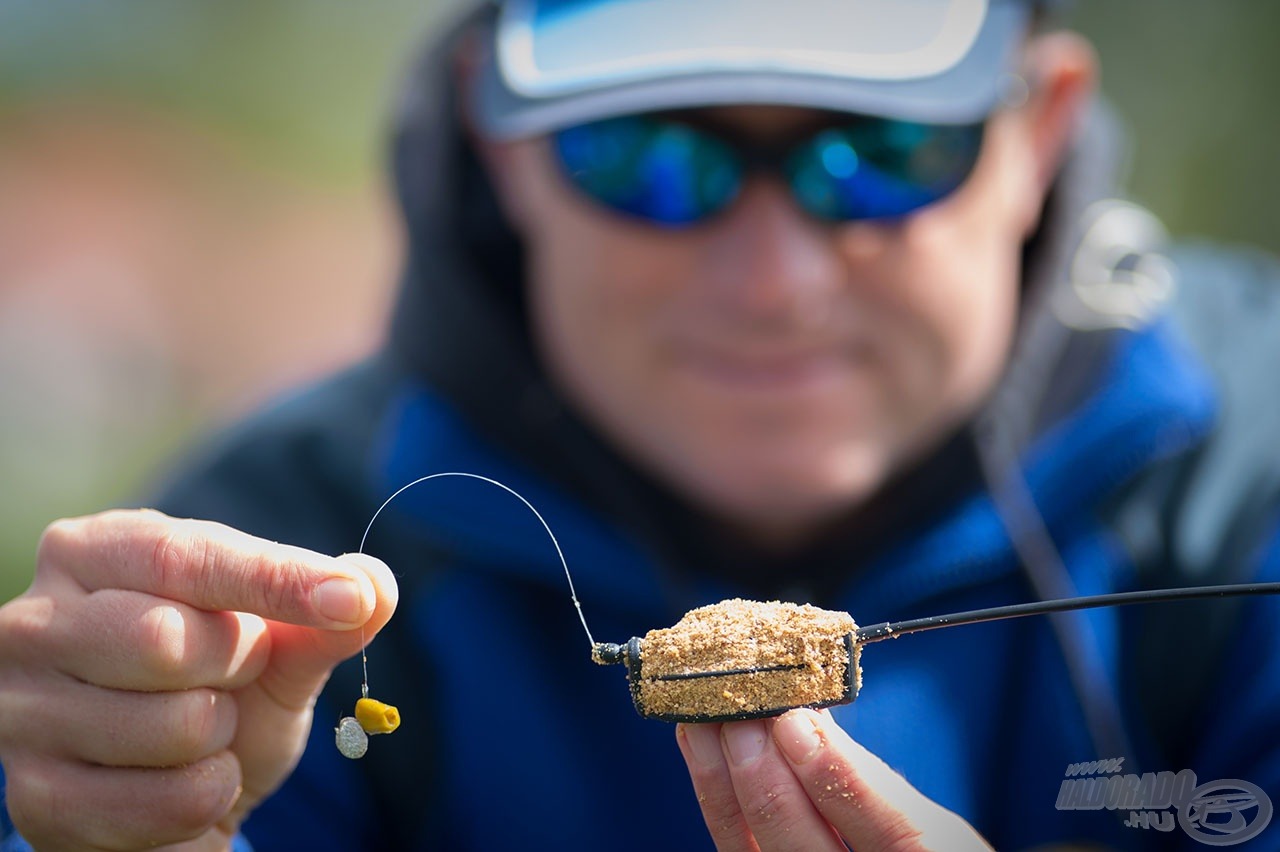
top-left (591, 583), bottom-right (1280, 723)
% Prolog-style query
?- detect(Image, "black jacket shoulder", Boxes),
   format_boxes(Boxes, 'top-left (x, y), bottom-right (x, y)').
top-left (1124, 241), bottom-right (1280, 580)
top-left (148, 357), bottom-right (403, 556)
top-left (1112, 241), bottom-right (1280, 762)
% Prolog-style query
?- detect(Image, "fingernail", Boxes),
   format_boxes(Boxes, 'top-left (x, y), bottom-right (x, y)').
top-left (314, 577), bottom-right (365, 624)
top-left (722, 720), bottom-right (767, 767)
top-left (680, 723), bottom-right (725, 769)
top-left (774, 709), bottom-right (823, 765)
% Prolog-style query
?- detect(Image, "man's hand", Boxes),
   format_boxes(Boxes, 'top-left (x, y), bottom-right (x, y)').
top-left (0, 509), bottom-right (398, 850)
top-left (677, 708), bottom-right (991, 852)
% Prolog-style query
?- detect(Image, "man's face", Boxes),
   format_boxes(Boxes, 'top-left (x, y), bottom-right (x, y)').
top-left (488, 79), bottom-right (1067, 544)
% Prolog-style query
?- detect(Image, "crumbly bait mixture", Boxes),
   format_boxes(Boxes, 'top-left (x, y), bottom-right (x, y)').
top-left (637, 598), bottom-right (860, 719)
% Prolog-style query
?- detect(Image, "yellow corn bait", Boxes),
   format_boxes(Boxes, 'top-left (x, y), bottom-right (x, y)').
top-left (355, 697), bottom-right (401, 735)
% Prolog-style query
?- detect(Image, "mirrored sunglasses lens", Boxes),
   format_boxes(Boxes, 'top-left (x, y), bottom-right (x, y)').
top-left (552, 117), bottom-right (740, 226)
top-left (788, 121), bottom-right (983, 221)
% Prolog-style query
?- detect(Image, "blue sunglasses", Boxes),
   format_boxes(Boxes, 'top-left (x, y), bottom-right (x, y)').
top-left (551, 112), bottom-right (985, 228)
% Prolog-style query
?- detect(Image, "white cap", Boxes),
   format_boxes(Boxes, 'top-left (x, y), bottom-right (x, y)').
top-left (473, 0), bottom-right (1032, 138)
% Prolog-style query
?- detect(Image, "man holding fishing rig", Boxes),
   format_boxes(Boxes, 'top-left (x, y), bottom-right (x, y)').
top-left (3, 0), bottom-right (1280, 849)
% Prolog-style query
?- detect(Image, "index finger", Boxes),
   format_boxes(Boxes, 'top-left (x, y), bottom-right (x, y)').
top-left (39, 509), bottom-right (377, 629)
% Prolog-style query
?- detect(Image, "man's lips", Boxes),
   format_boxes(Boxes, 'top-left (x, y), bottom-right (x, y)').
top-left (672, 345), bottom-right (862, 392)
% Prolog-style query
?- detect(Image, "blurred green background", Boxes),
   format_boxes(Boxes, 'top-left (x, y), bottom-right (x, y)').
top-left (1, 0), bottom-right (1277, 603)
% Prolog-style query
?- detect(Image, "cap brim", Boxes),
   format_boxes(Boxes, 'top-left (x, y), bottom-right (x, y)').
top-left (473, 0), bottom-right (1030, 139)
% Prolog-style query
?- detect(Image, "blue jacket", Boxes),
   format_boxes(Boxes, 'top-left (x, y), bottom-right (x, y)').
top-left (4, 5), bottom-right (1280, 849)
top-left (6, 289), bottom-right (1276, 850)
top-left (142, 274), bottom-right (1280, 850)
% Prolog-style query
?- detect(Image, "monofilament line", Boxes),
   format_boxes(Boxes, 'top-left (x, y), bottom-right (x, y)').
top-left (355, 473), bottom-right (598, 695)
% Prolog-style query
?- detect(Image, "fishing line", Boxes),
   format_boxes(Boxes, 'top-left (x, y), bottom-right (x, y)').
top-left (355, 471), bottom-right (595, 697)
top-left (336, 471), bottom-right (590, 760)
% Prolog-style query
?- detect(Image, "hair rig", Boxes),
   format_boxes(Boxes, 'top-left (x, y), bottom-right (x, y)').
top-left (338, 471), bottom-right (1280, 748)
top-left (334, 472), bottom-right (588, 759)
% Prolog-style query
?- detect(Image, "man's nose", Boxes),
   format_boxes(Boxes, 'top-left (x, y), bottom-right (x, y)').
top-left (699, 178), bottom-right (845, 327)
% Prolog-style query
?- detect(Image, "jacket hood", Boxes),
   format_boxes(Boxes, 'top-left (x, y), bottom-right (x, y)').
top-left (381, 5), bottom-right (1149, 598)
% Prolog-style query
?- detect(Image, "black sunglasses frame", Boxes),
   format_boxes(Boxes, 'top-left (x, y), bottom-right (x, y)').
top-left (549, 110), bottom-right (988, 228)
